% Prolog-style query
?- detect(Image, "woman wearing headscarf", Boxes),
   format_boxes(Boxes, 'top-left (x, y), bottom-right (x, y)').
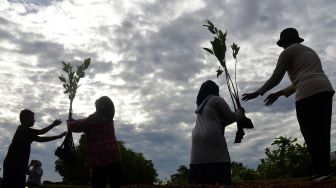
top-left (189, 80), bottom-right (245, 187)
top-left (67, 96), bottom-right (122, 188)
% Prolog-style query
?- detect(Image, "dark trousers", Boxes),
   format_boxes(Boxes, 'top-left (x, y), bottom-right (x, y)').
top-left (296, 91), bottom-right (334, 176)
top-left (91, 162), bottom-right (123, 188)
top-left (2, 166), bottom-right (26, 188)
top-left (189, 162), bottom-right (231, 185)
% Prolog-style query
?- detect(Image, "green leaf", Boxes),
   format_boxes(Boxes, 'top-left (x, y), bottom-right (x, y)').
top-left (212, 37), bottom-right (225, 63)
top-left (76, 66), bottom-right (83, 77)
top-left (220, 59), bottom-right (226, 68)
top-left (58, 76), bottom-right (66, 83)
top-left (206, 19), bottom-right (214, 29)
top-left (219, 30), bottom-right (227, 42)
top-left (208, 27), bottom-right (216, 34)
top-left (62, 61), bottom-right (68, 72)
top-left (231, 43), bottom-right (240, 59)
top-left (204, 19), bottom-right (217, 34)
top-left (83, 58), bottom-right (91, 69)
top-left (216, 67), bottom-right (223, 78)
top-left (202, 47), bottom-right (213, 54)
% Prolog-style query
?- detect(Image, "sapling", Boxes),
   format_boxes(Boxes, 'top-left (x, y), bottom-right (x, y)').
top-left (58, 58), bottom-right (91, 120)
top-left (203, 20), bottom-right (253, 143)
top-left (56, 58), bottom-right (91, 162)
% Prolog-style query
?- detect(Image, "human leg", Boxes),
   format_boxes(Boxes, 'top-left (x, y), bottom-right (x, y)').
top-left (92, 165), bottom-right (107, 188)
top-left (189, 162), bottom-right (231, 185)
top-left (106, 162), bottom-right (123, 188)
top-left (313, 92), bottom-right (333, 175)
top-left (296, 92), bottom-right (333, 176)
top-left (2, 167), bottom-right (26, 188)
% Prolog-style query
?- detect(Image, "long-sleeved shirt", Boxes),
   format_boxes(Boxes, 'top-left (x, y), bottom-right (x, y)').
top-left (190, 96), bottom-right (244, 164)
top-left (257, 43), bottom-right (334, 101)
top-left (68, 119), bottom-right (122, 168)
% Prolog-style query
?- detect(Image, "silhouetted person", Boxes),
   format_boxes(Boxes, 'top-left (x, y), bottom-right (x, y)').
top-left (26, 160), bottom-right (43, 187)
top-left (67, 96), bottom-right (122, 188)
top-left (242, 28), bottom-right (334, 182)
top-left (2, 109), bottom-right (66, 188)
top-left (189, 80), bottom-right (244, 187)
top-left (0, 168), bottom-right (2, 188)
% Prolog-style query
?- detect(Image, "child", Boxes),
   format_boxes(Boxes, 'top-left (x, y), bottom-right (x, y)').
top-left (2, 109), bottom-right (66, 188)
top-left (26, 160), bottom-right (43, 187)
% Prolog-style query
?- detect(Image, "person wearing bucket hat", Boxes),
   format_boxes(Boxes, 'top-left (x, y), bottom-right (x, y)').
top-left (276, 28), bottom-right (304, 47)
top-left (242, 28), bottom-right (334, 182)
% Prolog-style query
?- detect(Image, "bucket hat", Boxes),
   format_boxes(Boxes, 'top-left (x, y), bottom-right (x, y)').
top-left (277, 28), bottom-right (304, 47)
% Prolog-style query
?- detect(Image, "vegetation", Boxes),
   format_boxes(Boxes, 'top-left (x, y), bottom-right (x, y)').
top-left (55, 135), bottom-right (158, 185)
top-left (120, 141), bottom-right (158, 184)
top-left (257, 136), bottom-right (312, 179)
top-left (55, 134), bottom-right (88, 184)
top-left (231, 161), bottom-right (257, 181)
top-left (166, 135), bottom-right (336, 183)
top-left (58, 58), bottom-right (90, 119)
top-left (166, 165), bottom-right (189, 185)
top-left (49, 135), bottom-right (336, 187)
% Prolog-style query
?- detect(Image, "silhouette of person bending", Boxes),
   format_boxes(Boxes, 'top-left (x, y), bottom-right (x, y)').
top-left (2, 109), bottom-right (66, 188)
top-left (242, 28), bottom-right (334, 182)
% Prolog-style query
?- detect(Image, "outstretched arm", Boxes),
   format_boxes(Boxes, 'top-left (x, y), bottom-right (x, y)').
top-left (264, 90), bottom-right (284, 106)
top-left (264, 85), bottom-right (295, 106)
top-left (34, 131), bottom-right (67, 142)
top-left (242, 52), bottom-right (290, 102)
top-left (242, 91), bottom-right (260, 101)
top-left (30, 119), bottom-right (62, 135)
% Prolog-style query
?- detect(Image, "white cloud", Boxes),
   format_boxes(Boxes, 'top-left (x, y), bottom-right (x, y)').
top-left (1, 0), bottom-right (335, 182)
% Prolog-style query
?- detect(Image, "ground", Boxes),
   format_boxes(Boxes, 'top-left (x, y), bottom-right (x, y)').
top-left (42, 176), bottom-right (336, 188)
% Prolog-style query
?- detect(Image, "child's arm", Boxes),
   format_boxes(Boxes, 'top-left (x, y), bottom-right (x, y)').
top-left (29, 119), bottom-right (62, 135)
top-left (34, 132), bottom-right (66, 142)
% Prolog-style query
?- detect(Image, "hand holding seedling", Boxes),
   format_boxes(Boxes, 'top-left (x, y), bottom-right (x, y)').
top-left (203, 19), bottom-right (253, 143)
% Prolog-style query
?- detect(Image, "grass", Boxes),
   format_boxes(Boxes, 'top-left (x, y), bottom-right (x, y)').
top-left (42, 176), bottom-right (336, 188)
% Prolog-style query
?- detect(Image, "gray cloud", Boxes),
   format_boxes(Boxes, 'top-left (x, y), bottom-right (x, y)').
top-left (1, 0), bottom-right (335, 182)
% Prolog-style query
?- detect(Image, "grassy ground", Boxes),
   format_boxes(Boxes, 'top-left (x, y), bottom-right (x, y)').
top-left (43, 176), bottom-right (336, 188)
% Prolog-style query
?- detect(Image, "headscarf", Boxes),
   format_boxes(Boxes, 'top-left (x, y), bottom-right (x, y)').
top-left (87, 96), bottom-right (115, 125)
top-left (195, 80), bottom-right (219, 114)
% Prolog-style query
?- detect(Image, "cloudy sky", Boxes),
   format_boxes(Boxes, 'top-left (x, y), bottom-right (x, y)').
top-left (1, 0), bottom-right (335, 182)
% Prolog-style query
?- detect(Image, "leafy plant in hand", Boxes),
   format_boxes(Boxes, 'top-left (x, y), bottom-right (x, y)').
top-left (56, 58), bottom-right (91, 163)
top-left (58, 58), bottom-right (91, 120)
top-left (203, 20), bottom-right (253, 143)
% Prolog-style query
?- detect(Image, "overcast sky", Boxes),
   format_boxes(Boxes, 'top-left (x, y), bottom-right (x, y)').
top-left (0, 0), bottom-right (335, 182)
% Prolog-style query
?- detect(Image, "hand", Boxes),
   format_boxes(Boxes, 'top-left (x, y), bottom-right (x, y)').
top-left (264, 91), bottom-right (282, 106)
top-left (238, 107), bottom-right (245, 114)
top-left (52, 119), bottom-right (62, 127)
top-left (242, 92), bottom-right (259, 101)
top-left (60, 131), bottom-right (67, 137)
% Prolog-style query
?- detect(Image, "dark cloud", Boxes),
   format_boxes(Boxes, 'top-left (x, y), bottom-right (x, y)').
top-left (1, 0), bottom-right (335, 182)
